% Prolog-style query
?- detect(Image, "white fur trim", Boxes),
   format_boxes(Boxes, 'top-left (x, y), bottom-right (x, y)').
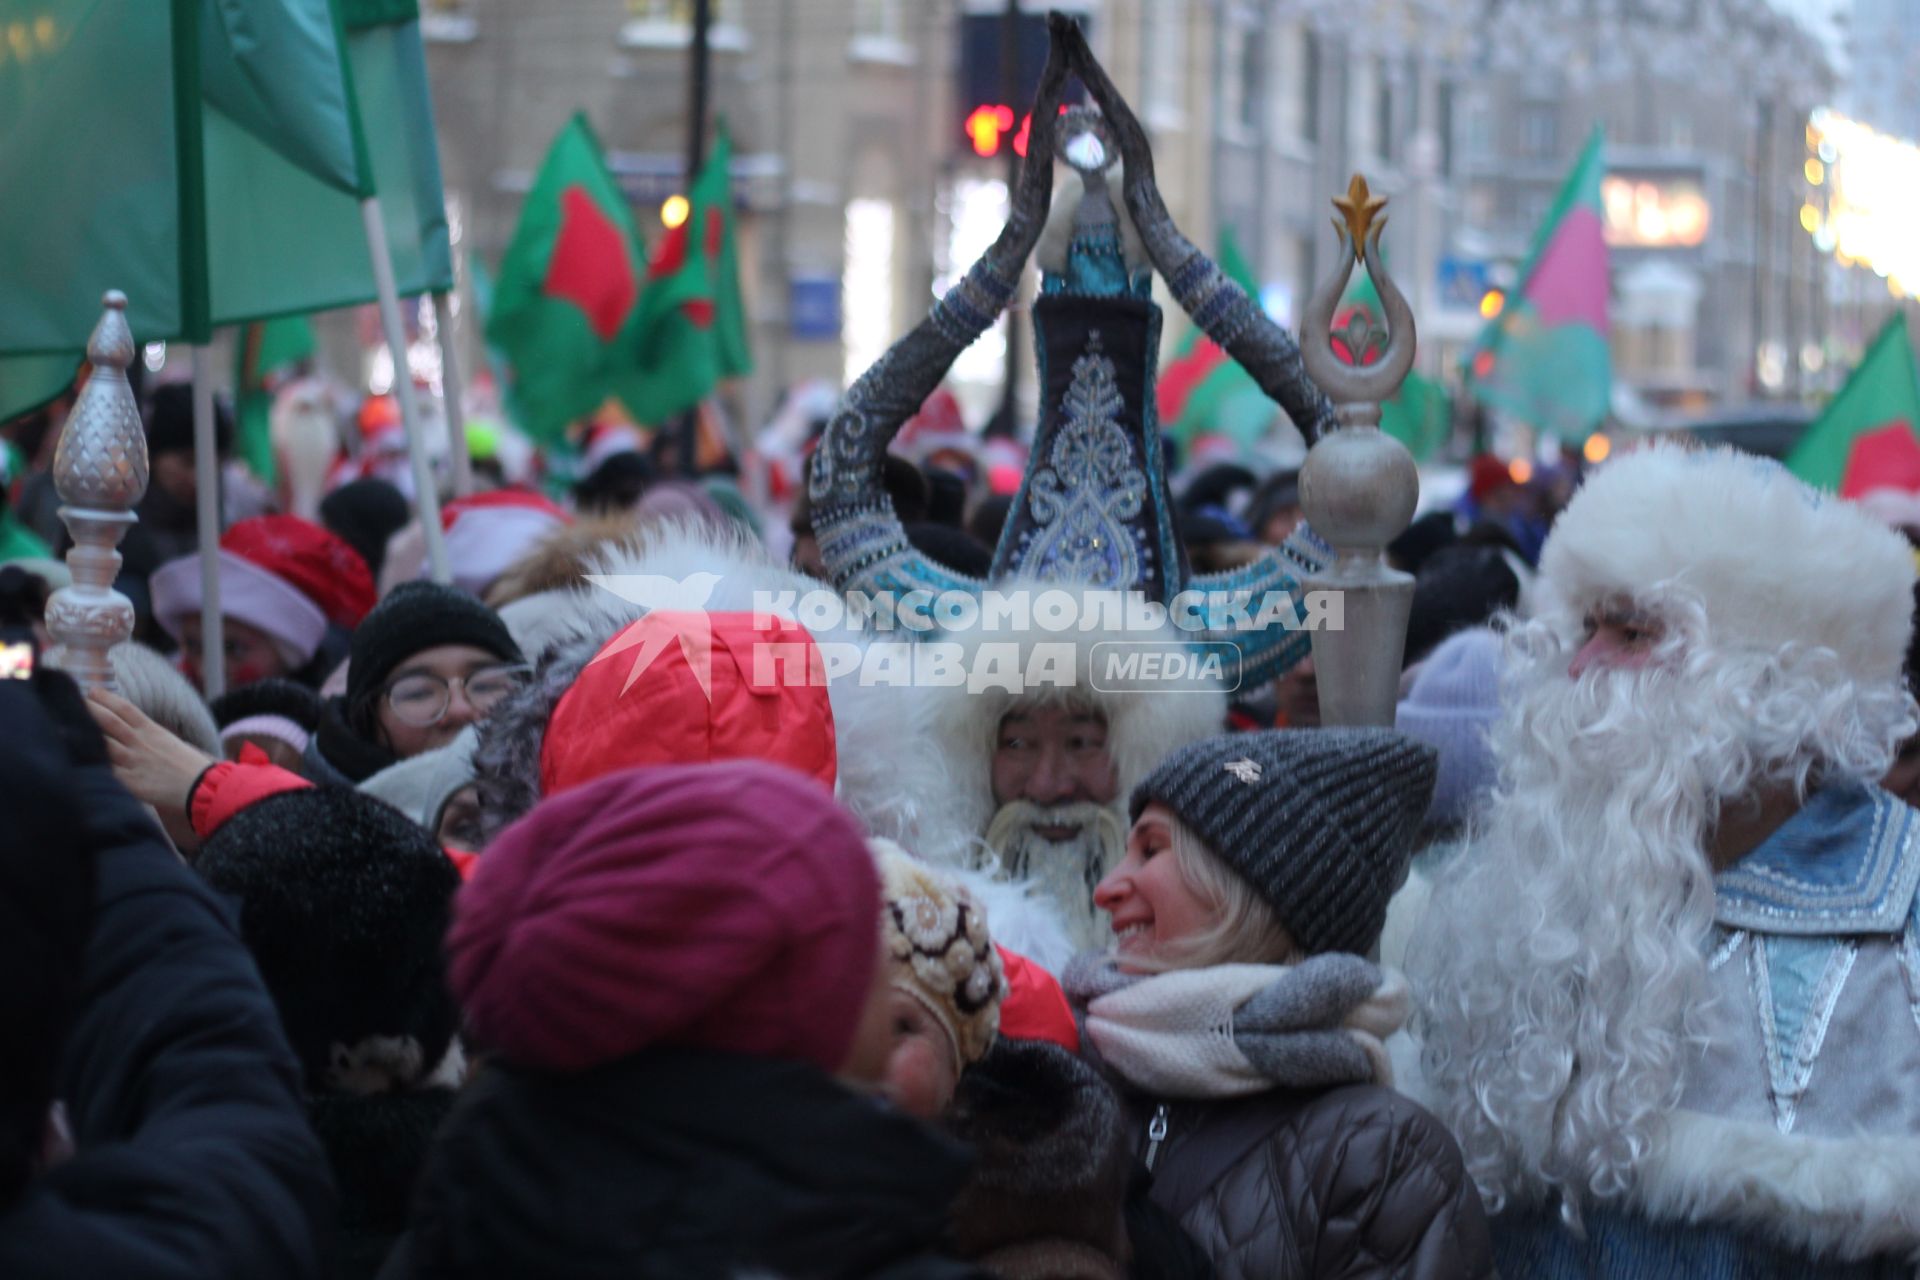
top-left (149, 549), bottom-right (327, 665)
top-left (541, 523), bottom-right (980, 865)
top-left (1540, 443), bottom-right (1915, 688)
top-left (1631, 1108), bottom-right (1920, 1262)
top-left (917, 583), bottom-right (1230, 858)
top-left (439, 505), bottom-right (568, 597)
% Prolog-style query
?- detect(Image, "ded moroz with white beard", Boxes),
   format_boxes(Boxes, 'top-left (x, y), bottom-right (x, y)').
top-left (1408, 442), bottom-right (1920, 1276)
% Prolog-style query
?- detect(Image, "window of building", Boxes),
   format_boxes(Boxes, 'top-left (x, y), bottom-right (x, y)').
top-left (421, 0), bottom-right (476, 42)
top-left (1375, 58), bottom-right (1394, 163)
top-left (1348, 58), bottom-right (1375, 159)
top-left (620, 0), bottom-right (747, 51)
top-left (843, 199), bottom-right (896, 390)
top-left (1303, 30), bottom-right (1321, 144)
top-left (849, 0), bottom-right (913, 64)
top-left (1239, 27), bottom-right (1267, 134)
top-left (1521, 104), bottom-right (1557, 160)
top-left (1438, 80), bottom-right (1456, 177)
top-left (1143, 0), bottom-right (1188, 127)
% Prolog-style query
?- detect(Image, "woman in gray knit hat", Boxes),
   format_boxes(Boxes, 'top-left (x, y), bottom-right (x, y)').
top-left (1063, 727), bottom-right (1492, 1280)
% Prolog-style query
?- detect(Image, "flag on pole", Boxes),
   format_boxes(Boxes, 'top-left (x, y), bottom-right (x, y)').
top-left (1786, 312), bottom-right (1920, 496)
top-left (0, 0), bottom-right (457, 423)
top-left (485, 113), bottom-right (651, 447)
top-left (1465, 126), bottom-right (1612, 441)
top-left (1333, 267), bottom-right (1450, 463)
top-left (622, 127), bottom-right (755, 425)
top-left (338, 0), bottom-right (454, 299)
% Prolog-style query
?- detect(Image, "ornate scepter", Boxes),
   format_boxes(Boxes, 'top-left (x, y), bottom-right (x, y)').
top-left (45, 292), bottom-right (149, 693)
top-left (1299, 177), bottom-right (1421, 727)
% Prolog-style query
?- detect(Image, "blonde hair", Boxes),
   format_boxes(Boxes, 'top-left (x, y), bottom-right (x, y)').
top-left (1132, 813), bottom-right (1301, 972)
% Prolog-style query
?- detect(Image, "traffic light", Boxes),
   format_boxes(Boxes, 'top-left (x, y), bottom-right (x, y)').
top-left (965, 104), bottom-right (1016, 157)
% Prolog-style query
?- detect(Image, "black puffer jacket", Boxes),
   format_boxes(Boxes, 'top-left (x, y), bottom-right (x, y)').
top-left (392, 1048), bottom-right (987, 1280)
top-left (0, 681), bottom-right (333, 1278)
top-left (1134, 1083), bottom-right (1493, 1280)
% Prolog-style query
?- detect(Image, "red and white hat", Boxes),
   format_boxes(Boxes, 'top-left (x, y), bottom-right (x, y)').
top-left (438, 490), bottom-right (571, 597)
top-left (151, 515), bottom-right (376, 668)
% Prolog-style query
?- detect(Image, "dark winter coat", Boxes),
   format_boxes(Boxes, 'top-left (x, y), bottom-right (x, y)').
top-left (946, 1039), bottom-right (1213, 1280)
top-left (389, 1048), bottom-right (988, 1280)
top-left (1132, 1083), bottom-right (1494, 1280)
top-left (0, 760), bottom-right (334, 1278)
top-left (311, 1089), bottom-right (455, 1280)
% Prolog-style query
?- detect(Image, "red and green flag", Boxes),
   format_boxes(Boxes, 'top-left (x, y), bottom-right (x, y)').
top-left (485, 113), bottom-right (650, 447)
top-left (1786, 312), bottom-right (1920, 496)
top-left (1157, 228), bottom-right (1265, 447)
top-left (1465, 126), bottom-right (1612, 441)
top-left (622, 128), bottom-right (754, 425)
top-left (1333, 263), bottom-right (1450, 463)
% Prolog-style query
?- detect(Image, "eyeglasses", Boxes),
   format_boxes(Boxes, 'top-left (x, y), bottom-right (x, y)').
top-left (383, 663), bottom-right (531, 727)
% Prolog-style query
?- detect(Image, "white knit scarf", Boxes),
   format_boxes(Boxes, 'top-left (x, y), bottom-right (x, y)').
top-left (1065, 957), bottom-right (1410, 1100)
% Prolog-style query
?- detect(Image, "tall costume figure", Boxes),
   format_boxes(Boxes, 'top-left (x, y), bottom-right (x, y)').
top-left (810, 18), bottom-right (1360, 954)
top-left (1412, 443), bottom-right (1920, 1276)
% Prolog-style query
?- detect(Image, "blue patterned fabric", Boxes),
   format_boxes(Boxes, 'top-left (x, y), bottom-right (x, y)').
top-left (1716, 784), bottom-right (1920, 936)
top-left (1492, 1206), bottom-right (1909, 1279)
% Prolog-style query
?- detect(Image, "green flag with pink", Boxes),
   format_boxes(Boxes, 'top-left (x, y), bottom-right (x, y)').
top-left (1466, 126), bottom-right (1612, 441)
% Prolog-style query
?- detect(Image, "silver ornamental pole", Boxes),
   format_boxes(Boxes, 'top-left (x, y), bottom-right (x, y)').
top-left (1298, 176), bottom-right (1421, 728)
top-left (46, 292), bottom-right (148, 694)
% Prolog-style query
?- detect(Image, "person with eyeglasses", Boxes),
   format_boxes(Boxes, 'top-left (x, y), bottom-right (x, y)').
top-left (307, 582), bottom-right (528, 786)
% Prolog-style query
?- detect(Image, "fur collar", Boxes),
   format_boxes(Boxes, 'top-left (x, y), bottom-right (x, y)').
top-left (1631, 1107), bottom-right (1920, 1263)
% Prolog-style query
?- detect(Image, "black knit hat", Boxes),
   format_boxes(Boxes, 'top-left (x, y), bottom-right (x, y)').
top-left (208, 677), bottom-right (323, 733)
top-left (197, 787), bottom-right (461, 1091)
top-left (320, 478), bottom-right (411, 580)
top-left (346, 581), bottom-right (523, 719)
top-left (1129, 729), bottom-right (1438, 957)
top-left (145, 381), bottom-right (231, 457)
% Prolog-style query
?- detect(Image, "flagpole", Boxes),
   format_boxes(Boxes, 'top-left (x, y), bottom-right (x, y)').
top-left (360, 197), bottom-right (451, 583)
top-left (190, 345), bottom-right (226, 699)
top-left (434, 291), bottom-right (474, 498)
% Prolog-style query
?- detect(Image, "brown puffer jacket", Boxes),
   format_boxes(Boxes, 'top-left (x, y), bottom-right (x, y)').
top-left (1133, 1082), bottom-right (1494, 1280)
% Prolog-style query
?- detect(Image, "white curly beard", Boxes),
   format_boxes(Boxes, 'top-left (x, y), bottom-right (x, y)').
top-left (1411, 597), bottom-right (1914, 1220)
top-left (983, 799), bottom-right (1127, 954)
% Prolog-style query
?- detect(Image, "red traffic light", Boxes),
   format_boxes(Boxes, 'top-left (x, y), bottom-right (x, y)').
top-left (965, 104), bottom-right (1016, 157)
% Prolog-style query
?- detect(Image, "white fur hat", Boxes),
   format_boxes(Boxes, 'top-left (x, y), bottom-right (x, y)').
top-left (1539, 442), bottom-right (1916, 687)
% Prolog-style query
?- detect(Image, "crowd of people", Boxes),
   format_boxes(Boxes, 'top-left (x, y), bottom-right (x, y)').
top-left (6, 22), bottom-right (1920, 1278)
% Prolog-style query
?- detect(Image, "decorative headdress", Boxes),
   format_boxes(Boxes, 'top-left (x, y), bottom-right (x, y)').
top-left (808, 16), bottom-right (1337, 687)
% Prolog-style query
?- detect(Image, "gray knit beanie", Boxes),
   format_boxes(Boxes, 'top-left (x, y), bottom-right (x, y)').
top-left (1129, 728), bottom-right (1437, 957)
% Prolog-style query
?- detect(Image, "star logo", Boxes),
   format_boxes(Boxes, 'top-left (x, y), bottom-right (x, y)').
top-left (1223, 757), bottom-right (1263, 785)
top-left (583, 573), bottom-right (724, 700)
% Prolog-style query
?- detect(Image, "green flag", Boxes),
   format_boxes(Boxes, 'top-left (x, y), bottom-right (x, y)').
top-left (1465, 127), bottom-right (1612, 441)
top-left (0, 0), bottom-right (455, 422)
top-left (1785, 313), bottom-right (1920, 495)
top-left (486, 113), bottom-right (650, 446)
top-left (621, 128), bottom-right (754, 425)
top-left (338, 0), bottom-right (453, 297)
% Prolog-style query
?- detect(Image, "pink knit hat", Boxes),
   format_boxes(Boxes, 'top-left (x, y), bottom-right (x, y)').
top-left (448, 760), bottom-right (881, 1075)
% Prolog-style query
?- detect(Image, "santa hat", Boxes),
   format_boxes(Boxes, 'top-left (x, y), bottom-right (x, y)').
top-left (438, 490), bottom-right (571, 598)
top-left (581, 422), bottom-right (646, 475)
top-left (150, 515), bottom-right (375, 668)
top-left (1540, 442), bottom-right (1916, 688)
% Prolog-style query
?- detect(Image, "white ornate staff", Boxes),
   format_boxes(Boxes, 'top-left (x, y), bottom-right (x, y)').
top-left (1299, 176), bottom-right (1421, 727)
top-left (45, 292), bottom-right (148, 693)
